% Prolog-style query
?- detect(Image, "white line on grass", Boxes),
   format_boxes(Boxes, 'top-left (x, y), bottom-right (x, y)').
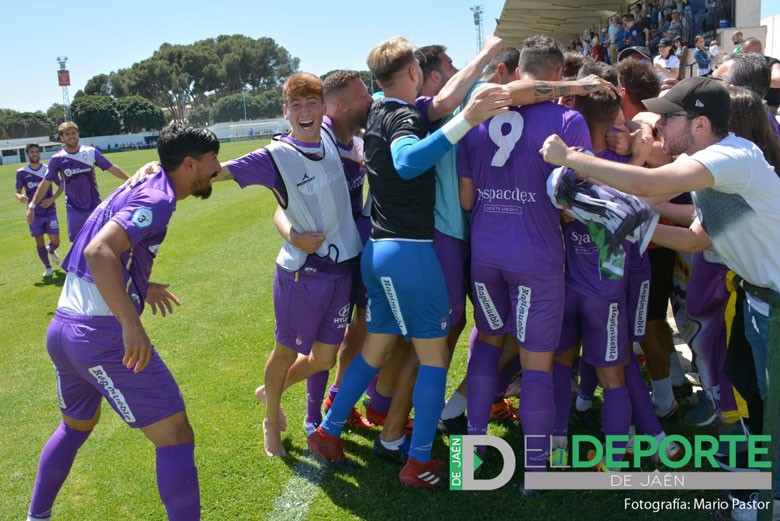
top-left (266, 453), bottom-right (326, 521)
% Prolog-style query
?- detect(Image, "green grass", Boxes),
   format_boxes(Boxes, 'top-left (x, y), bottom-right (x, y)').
top-left (0, 143), bottom-right (726, 520)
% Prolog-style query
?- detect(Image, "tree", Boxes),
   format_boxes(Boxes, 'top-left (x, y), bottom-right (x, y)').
top-left (188, 105), bottom-right (211, 126)
top-left (212, 93), bottom-right (258, 122)
top-left (71, 95), bottom-right (121, 137)
top-left (116, 96), bottom-right (165, 133)
top-left (46, 103), bottom-right (69, 127)
top-left (254, 90), bottom-right (283, 119)
top-left (0, 110), bottom-right (54, 139)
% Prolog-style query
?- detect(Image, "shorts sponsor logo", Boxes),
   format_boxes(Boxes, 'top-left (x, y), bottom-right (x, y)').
top-left (50, 219), bottom-right (59, 229)
top-left (475, 282), bottom-right (503, 330)
top-left (516, 285), bottom-right (532, 343)
top-left (634, 280), bottom-right (650, 336)
top-left (334, 303), bottom-right (351, 328)
top-left (380, 276), bottom-right (407, 336)
top-left (441, 316), bottom-right (448, 330)
top-left (606, 303), bottom-right (619, 362)
top-left (296, 335), bottom-right (303, 346)
top-left (54, 364), bottom-right (66, 409)
top-left (148, 244), bottom-right (160, 255)
top-left (365, 298), bottom-right (372, 322)
top-left (131, 207), bottom-right (153, 229)
top-left (88, 365), bottom-right (136, 423)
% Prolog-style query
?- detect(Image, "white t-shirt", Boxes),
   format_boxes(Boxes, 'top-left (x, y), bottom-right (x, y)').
top-left (684, 134), bottom-right (780, 292)
top-left (653, 54), bottom-right (680, 80)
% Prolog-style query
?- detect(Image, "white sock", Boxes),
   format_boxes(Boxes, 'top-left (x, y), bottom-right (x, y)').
top-left (575, 396), bottom-right (592, 412)
top-left (380, 435), bottom-right (406, 450)
top-left (440, 391), bottom-right (467, 420)
top-left (552, 435), bottom-right (568, 449)
top-left (651, 377), bottom-right (675, 410)
top-left (669, 351), bottom-right (686, 386)
top-left (654, 432), bottom-right (667, 444)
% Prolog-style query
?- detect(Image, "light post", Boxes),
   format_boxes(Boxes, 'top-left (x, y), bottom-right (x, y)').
top-left (242, 85), bottom-right (248, 121)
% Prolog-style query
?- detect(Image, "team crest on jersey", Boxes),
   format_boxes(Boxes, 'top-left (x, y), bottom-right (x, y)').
top-left (131, 207), bottom-right (153, 229)
top-left (82, 150), bottom-right (89, 161)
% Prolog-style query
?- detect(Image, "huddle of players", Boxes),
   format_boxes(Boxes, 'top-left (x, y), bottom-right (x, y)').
top-left (25, 31), bottom-right (706, 521)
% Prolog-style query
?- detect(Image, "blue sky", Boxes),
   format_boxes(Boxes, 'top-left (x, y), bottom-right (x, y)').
top-left (1, 0), bottom-right (777, 113)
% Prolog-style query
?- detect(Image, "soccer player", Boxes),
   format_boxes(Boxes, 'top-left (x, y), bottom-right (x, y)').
top-left (15, 143), bottom-right (63, 278)
top-left (26, 123), bottom-right (221, 521)
top-left (540, 76), bottom-right (780, 517)
top-left (267, 70), bottom-right (375, 434)
top-left (457, 35), bottom-right (591, 490)
top-left (215, 72), bottom-right (364, 458)
top-left (308, 36), bottom-right (511, 488)
top-left (26, 122), bottom-right (129, 241)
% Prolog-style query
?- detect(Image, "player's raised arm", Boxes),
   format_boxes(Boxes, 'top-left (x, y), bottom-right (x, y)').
top-left (428, 36), bottom-right (505, 122)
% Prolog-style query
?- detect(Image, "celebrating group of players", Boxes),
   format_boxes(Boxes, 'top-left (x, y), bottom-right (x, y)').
top-left (19, 29), bottom-right (780, 521)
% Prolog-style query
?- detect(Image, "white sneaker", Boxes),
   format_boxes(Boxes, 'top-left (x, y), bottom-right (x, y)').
top-left (730, 498), bottom-right (780, 521)
top-left (43, 267), bottom-right (53, 278)
top-left (303, 420), bottom-right (319, 437)
top-left (49, 249), bottom-right (59, 264)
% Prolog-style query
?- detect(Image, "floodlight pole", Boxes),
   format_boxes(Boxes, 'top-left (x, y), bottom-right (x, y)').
top-left (471, 5), bottom-right (484, 54)
top-left (56, 56), bottom-right (72, 121)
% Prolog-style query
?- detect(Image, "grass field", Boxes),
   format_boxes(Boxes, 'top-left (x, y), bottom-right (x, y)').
top-left (0, 142), bottom-right (729, 520)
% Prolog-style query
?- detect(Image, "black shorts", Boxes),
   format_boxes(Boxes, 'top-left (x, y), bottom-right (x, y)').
top-left (647, 247), bottom-right (676, 321)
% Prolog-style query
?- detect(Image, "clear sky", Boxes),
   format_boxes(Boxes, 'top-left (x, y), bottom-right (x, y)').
top-left (3, 0), bottom-right (779, 113)
top-left (1, 0), bottom-right (502, 113)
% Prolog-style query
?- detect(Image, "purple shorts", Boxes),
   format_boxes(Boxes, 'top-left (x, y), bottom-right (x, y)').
top-left (66, 208), bottom-right (92, 242)
top-left (273, 266), bottom-right (352, 354)
top-left (471, 264), bottom-right (564, 351)
top-left (29, 213), bottom-right (59, 237)
top-left (433, 229), bottom-right (468, 326)
top-left (628, 252), bottom-right (651, 342)
top-left (558, 290), bottom-right (629, 367)
top-left (46, 311), bottom-right (185, 428)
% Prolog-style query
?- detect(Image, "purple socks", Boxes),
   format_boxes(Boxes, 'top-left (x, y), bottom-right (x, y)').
top-left (28, 422), bottom-right (91, 520)
top-left (625, 354), bottom-right (663, 436)
top-left (156, 443), bottom-right (201, 521)
top-left (601, 387), bottom-right (632, 463)
top-left (36, 245), bottom-right (50, 268)
top-left (466, 340), bottom-right (501, 436)
top-left (306, 371), bottom-right (329, 425)
top-left (519, 369), bottom-right (555, 471)
top-left (553, 362), bottom-right (574, 437)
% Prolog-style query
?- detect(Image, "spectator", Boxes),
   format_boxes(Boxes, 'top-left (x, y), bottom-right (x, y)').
top-left (654, 37), bottom-right (681, 80)
top-left (626, 14), bottom-right (650, 47)
top-left (673, 36), bottom-right (690, 79)
top-left (591, 36), bottom-right (606, 62)
top-left (732, 30), bottom-right (744, 53)
top-left (693, 35), bottom-right (712, 76)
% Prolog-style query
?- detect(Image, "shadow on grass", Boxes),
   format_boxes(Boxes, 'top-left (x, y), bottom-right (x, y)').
top-left (33, 268), bottom-right (65, 288)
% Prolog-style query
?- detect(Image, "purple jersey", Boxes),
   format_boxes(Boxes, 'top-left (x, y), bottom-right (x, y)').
top-left (458, 103), bottom-right (592, 271)
top-left (46, 146), bottom-right (113, 212)
top-left (17, 163), bottom-right (60, 217)
top-left (323, 116), bottom-right (366, 220)
top-left (225, 135), bottom-right (354, 275)
top-left (562, 149), bottom-right (639, 297)
top-left (62, 170), bottom-right (176, 315)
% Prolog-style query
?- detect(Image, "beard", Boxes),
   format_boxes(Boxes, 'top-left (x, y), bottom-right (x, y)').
top-left (192, 185), bottom-right (212, 199)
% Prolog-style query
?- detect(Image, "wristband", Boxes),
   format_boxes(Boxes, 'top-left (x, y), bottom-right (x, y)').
top-left (441, 113), bottom-right (472, 145)
top-left (27, 202), bottom-right (36, 210)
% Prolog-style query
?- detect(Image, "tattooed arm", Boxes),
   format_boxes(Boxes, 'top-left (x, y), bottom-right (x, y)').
top-left (503, 74), bottom-right (618, 106)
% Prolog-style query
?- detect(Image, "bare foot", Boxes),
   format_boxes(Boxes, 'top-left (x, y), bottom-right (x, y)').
top-left (255, 385), bottom-right (287, 431)
top-left (262, 418), bottom-right (288, 457)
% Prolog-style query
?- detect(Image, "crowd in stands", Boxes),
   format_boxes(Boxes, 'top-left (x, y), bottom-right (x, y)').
top-left (568, 0), bottom-right (735, 79)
